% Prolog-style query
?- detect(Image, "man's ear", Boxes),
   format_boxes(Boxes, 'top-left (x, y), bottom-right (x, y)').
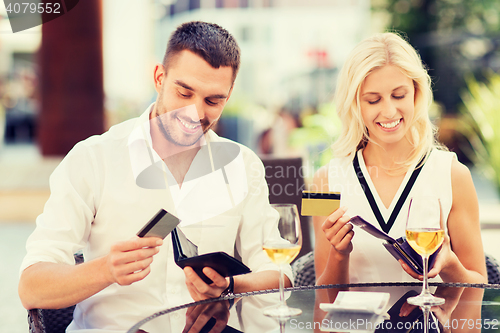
top-left (154, 64), bottom-right (166, 94)
top-left (226, 85), bottom-right (234, 102)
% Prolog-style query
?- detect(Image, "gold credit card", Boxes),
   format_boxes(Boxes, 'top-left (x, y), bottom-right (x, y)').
top-left (301, 191), bottom-right (341, 216)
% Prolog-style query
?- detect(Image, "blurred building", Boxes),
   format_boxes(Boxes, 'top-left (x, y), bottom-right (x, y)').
top-left (0, 8), bottom-right (41, 146)
top-left (154, 0), bottom-right (371, 112)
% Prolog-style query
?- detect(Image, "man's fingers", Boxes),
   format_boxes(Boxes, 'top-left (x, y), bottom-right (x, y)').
top-left (208, 317), bottom-right (228, 333)
top-left (202, 267), bottom-right (227, 289)
top-left (184, 267), bottom-right (218, 297)
top-left (184, 309), bottom-right (212, 333)
top-left (107, 237), bottom-right (162, 285)
top-left (112, 236), bottom-right (163, 252)
top-left (109, 247), bottom-right (159, 266)
top-left (116, 265), bottom-right (152, 286)
top-left (184, 303), bottom-right (229, 333)
top-left (184, 267), bottom-right (227, 299)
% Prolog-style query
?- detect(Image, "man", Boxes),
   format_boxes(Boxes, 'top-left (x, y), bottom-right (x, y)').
top-left (19, 21), bottom-right (292, 333)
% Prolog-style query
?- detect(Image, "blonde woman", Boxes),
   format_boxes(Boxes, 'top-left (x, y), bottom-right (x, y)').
top-left (313, 33), bottom-right (487, 319)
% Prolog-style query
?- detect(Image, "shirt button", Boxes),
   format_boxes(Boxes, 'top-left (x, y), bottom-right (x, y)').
top-left (168, 286), bottom-right (180, 294)
top-left (172, 312), bottom-right (181, 320)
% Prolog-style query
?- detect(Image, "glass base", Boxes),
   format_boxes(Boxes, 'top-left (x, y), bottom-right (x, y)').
top-left (263, 304), bottom-right (302, 319)
top-left (407, 294), bottom-right (445, 307)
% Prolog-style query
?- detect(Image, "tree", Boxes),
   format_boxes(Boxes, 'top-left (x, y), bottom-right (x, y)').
top-left (372, 0), bottom-right (500, 114)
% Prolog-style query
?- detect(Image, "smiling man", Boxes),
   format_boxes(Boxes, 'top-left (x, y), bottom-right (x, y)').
top-left (19, 21), bottom-right (291, 333)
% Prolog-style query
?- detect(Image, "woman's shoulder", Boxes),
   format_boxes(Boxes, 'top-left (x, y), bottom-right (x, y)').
top-left (429, 148), bottom-right (456, 161)
top-left (312, 156), bottom-right (352, 189)
top-left (326, 155), bottom-right (353, 168)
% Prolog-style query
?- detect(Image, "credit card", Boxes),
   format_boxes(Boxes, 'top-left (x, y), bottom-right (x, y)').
top-left (301, 191), bottom-right (341, 216)
top-left (137, 209), bottom-right (180, 239)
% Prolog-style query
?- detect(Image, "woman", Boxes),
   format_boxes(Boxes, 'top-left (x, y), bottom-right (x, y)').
top-left (313, 33), bottom-right (487, 305)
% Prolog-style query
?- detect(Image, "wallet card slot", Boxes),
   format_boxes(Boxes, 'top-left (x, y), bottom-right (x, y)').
top-left (393, 242), bottom-right (420, 272)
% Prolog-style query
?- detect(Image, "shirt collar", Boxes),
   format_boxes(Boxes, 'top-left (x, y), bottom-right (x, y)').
top-left (127, 103), bottom-right (219, 189)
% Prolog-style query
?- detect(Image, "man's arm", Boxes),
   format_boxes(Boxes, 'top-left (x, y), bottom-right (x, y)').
top-left (183, 266), bottom-right (286, 301)
top-left (19, 237), bottom-right (162, 310)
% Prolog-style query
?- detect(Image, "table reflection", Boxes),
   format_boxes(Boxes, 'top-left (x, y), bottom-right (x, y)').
top-left (128, 283), bottom-right (500, 333)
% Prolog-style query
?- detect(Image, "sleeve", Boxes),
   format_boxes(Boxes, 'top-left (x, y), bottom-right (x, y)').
top-left (236, 155), bottom-right (294, 281)
top-left (20, 141), bottom-right (100, 274)
top-left (234, 153), bottom-right (295, 331)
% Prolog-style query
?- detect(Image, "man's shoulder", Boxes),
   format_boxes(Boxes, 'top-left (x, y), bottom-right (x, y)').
top-left (209, 131), bottom-right (260, 161)
top-left (77, 116), bottom-right (139, 149)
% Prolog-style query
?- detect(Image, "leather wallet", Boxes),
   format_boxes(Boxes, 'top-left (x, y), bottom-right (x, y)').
top-left (349, 216), bottom-right (440, 275)
top-left (374, 290), bottom-right (440, 333)
top-left (171, 227), bottom-right (251, 284)
top-left (200, 317), bottom-right (243, 333)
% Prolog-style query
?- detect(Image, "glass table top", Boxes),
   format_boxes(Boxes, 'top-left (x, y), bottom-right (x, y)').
top-left (127, 282), bottom-right (500, 333)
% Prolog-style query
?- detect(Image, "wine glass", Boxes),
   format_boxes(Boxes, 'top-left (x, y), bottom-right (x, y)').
top-left (405, 196), bottom-right (445, 307)
top-left (262, 203), bottom-right (303, 318)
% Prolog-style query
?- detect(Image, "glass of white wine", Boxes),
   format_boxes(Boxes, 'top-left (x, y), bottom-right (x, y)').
top-left (262, 203), bottom-right (302, 318)
top-left (405, 196), bottom-right (445, 307)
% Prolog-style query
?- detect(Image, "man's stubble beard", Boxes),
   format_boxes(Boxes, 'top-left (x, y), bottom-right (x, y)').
top-left (155, 108), bottom-right (217, 147)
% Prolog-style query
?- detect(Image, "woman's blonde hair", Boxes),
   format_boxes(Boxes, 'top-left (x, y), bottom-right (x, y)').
top-left (332, 32), bottom-right (443, 171)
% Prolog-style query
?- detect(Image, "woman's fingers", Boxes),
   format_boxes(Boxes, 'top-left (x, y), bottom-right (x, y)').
top-left (321, 207), bottom-right (354, 255)
top-left (322, 206), bottom-right (348, 231)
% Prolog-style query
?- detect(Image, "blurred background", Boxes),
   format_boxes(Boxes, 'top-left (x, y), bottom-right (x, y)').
top-left (1, 0), bottom-right (500, 332)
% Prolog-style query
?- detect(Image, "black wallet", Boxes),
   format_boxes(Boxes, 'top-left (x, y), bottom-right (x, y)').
top-left (349, 216), bottom-right (440, 275)
top-left (375, 290), bottom-right (440, 333)
top-left (171, 227), bottom-right (251, 284)
top-left (200, 317), bottom-right (243, 333)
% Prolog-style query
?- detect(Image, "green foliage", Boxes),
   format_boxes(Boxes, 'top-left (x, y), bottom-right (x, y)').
top-left (374, 0), bottom-right (500, 34)
top-left (459, 72), bottom-right (500, 194)
top-left (289, 103), bottom-right (340, 173)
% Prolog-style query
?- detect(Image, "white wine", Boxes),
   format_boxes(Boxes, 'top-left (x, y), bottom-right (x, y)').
top-left (406, 229), bottom-right (445, 256)
top-left (263, 243), bottom-right (301, 265)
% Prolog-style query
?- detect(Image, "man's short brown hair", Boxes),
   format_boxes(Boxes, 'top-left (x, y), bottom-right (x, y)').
top-left (163, 21), bottom-right (241, 83)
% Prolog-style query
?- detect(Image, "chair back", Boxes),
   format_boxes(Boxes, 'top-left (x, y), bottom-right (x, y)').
top-left (28, 253), bottom-right (83, 333)
top-left (486, 254), bottom-right (500, 284)
top-left (260, 156), bottom-right (312, 258)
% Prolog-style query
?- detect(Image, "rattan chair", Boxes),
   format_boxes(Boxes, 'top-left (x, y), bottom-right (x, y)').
top-left (292, 251), bottom-right (500, 287)
top-left (27, 253), bottom-right (83, 333)
top-left (486, 253), bottom-right (500, 284)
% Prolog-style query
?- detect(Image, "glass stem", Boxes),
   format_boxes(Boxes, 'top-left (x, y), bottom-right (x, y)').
top-left (422, 306), bottom-right (430, 333)
top-left (279, 320), bottom-right (286, 333)
top-left (422, 255), bottom-right (430, 296)
top-left (279, 265), bottom-right (286, 307)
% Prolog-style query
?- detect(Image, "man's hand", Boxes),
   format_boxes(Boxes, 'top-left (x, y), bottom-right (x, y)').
top-left (106, 236), bottom-right (163, 285)
top-left (183, 301), bottom-right (230, 333)
top-left (184, 266), bottom-right (229, 301)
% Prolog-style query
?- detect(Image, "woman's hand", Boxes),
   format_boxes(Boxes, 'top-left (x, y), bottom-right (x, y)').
top-left (399, 286), bottom-right (464, 333)
top-left (399, 232), bottom-right (456, 280)
top-left (321, 206), bottom-right (354, 256)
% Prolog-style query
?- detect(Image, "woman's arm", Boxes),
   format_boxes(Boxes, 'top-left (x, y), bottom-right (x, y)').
top-left (312, 166), bottom-right (353, 296)
top-left (312, 166), bottom-right (354, 328)
top-left (436, 158), bottom-right (487, 283)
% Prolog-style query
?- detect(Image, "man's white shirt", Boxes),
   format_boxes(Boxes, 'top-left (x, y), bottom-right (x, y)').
top-left (21, 105), bottom-right (291, 332)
